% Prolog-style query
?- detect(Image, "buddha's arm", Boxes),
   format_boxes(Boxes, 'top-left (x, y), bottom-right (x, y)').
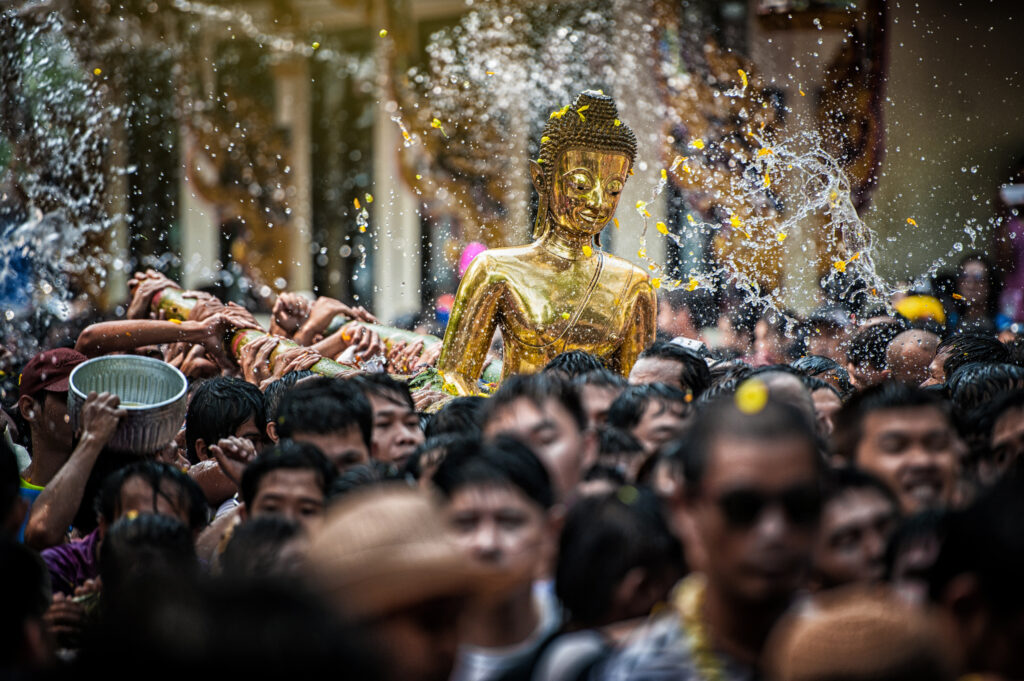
top-left (437, 257), bottom-right (503, 396)
top-left (614, 282), bottom-right (657, 375)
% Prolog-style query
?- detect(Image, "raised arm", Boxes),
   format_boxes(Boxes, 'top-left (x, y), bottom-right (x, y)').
top-left (437, 255), bottom-right (504, 396)
top-left (612, 277), bottom-right (657, 376)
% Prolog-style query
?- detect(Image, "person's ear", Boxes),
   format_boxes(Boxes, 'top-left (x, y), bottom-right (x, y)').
top-left (238, 502), bottom-right (248, 522)
top-left (194, 437), bottom-right (210, 461)
top-left (266, 421), bottom-right (279, 443)
top-left (18, 395), bottom-right (38, 423)
top-left (529, 160), bottom-right (546, 195)
top-left (611, 567), bottom-right (648, 618)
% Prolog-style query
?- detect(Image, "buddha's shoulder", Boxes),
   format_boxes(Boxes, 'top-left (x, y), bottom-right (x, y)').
top-left (600, 252), bottom-right (654, 284)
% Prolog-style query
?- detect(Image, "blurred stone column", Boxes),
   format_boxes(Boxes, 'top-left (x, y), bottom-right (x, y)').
top-left (273, 57), bottom-right (314, 294)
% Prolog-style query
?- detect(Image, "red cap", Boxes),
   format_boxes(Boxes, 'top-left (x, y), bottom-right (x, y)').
top-left (19, 348), bottom-right (87, 400)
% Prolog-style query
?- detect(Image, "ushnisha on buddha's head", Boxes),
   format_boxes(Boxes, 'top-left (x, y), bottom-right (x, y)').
top-left (529, 90), bottom-right (638, 241)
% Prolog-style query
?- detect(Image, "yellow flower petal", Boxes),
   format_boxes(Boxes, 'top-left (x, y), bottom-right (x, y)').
top-left (614, 119), bottom-right (621, 126)
top-left (660, 169), bottom-right (668, 180)
top-left (582, 245), bottom-right (593, 257)
top-left (636, 200), bottom-right (647, 211)
top-left (692, 139), bottom-right (705, 150)
top-left (907, 217), bottom-right (917, 226)
top-left (757, 147), bottom-right (774, 156)
top-left (637, 247), bottom-right (647, 258)
top-left (379, 29), bottom-right (388, 37)
top-left (833, 260), bottom-right (847, 273)
top-left (613, 218), bottom-right (620, 229)
top-left (777, 232), bottom-right (787, 242)
top-left (353, 197), bottom-right (361, 210)
top-left (738, 69), bottom-right (748, 88)
top-left (730, 215), bottom-right (741, 228)
top-left (952, 293), bottom-right (964, 300)
top-left (415, 174), bottom-right (422, 180)
top-left (93, 67), bottom-right (102, 75)
top-left (311, 41), bottom-right (320, 49)
top-left (686, 215), bottom-right (695, 224)
top-left (656, 221), bottom-right (669, 235)
top-left (799, 88), bottom-right (806, 96)
top-left (540, 136), bottom-right (550, 143)
top-left (561, 312), bottom-right (571, 320)
top-left (686, 277), bottom-right (699, 291)
top-left (763, 171), bottom-right (771, 187)
top-left (735, 379), bottom-right (769, 414)
top-left (364, 193), bottom-right (374, 204)
top-left (651, 278), bottom-right (661, 289)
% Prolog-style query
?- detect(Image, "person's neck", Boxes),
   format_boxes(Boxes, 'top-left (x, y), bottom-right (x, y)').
top-left (21, 433), bottom-right (68, 487)
top-left (703, 582), bottom-right (791, 667)
top-left (460, 583), bottom-right (540, 649)
top-left (538, 223), bottom-right (596, 261)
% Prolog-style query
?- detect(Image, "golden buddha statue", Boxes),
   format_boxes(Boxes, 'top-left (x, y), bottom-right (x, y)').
top-left (438, 91), bottom-right (657, 396)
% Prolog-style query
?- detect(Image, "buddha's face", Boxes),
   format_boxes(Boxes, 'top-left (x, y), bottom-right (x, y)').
top-left (548, 149), bottom-right (629, 237)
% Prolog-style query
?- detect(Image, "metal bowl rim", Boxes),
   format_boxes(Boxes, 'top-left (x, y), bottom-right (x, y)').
top-left (69, 355), bottom-right (187, 411)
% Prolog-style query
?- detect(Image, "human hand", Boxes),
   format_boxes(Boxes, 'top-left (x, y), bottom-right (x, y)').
top-left (182, 291), bottom-right (224, 322)
top-left (179, 345), bottom-right (221, 380)
top-left (44, 592), bottom-right (88, 649)
top-left (79, 392), bottom-right (126, 446)
top-left (236, 335), bottom-right (280, 386)
top-left (270, 293), bottom-right (311, 337)
top-left (412, 388), bottom-right (450, 412)
top-left (200, 310), bottom-right (262, 371)
top-left (416, 342), bottom-right (442, 369)
top-left (208, 436), bottom-right (258, 487)
top-left (257, 345), bottom-right (321, 390)
top-left (338, 323), bottom-right (385, 362)
top-left (387, 340), bottom-right (424, 374)
top-left (126, 270), bottom-right (178, 319)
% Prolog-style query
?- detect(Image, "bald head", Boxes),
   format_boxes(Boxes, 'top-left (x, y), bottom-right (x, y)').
top-left (886, 330), bottom-right (940, 385)
top-left (760, 371), bottom-right (817, 427)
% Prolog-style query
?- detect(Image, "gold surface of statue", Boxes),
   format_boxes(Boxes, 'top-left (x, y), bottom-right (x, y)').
top-left (438, 92), bottom-right (657, 396)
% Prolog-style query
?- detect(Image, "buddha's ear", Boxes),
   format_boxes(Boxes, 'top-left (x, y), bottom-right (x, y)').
top-left (529, 160), bottom-right (545, 194)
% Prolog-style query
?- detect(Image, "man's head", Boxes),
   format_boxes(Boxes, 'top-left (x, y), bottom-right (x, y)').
top-left (750, 369), bottom-right (817, 430)
top-left (262, 369), bottom-right (316, 442)
top-left (482, 373), bottom-right (594, 500)
top-left (542, 350), bottom-right (605, 378)
top-left (349, 374), bottom-right (424, 469)
top-left (606, 383), bottom-right (691, 455)
top-left (573, 369), bottom-right (628, 430)
top-left (679, 397), bottom-right (822, 607)
top-left (185, 377), bottom-right (266, 464)
top-left (657, 288), bottom-right (715, 339)
top-left (845, 321), bottom-right (905, 390)
top-left (432, 435), bottom-right (556, 585)
top-left (886, 329), bottom-right (940, 385)
top-left (924, 333), bottom-right (1010, 387)
top-left (240, 440), bottom-right (336, 532)
top-left (811, 467), bottom-right (900, 590)
top-left (791, 355), bottom-right (854, 397)
top-left (276, 377), bottom-right (372, 473)
top-left (947, 362), bottom-right (1024, 415)
top-left (629, 341), bottom-right (711, 398)
top-left (423, 396), bottom-right (486, 441)
top-left (96, 461), bottom-right (207, 538)
top-left (833, 383), bottom-right (960, 514)
top-left (981, 389), bottom-right (1024, 485)
top-left (17, 348), bottom-right (87, 453)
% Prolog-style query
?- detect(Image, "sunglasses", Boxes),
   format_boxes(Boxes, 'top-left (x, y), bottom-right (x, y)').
top-left (713, 485), bottom-right (822, 529)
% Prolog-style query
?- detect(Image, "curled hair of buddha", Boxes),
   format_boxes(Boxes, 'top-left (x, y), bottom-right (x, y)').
top-left (533, 90), bottom-right (638, 240)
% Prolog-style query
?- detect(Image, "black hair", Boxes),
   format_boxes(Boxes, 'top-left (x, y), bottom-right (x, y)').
top-left (239, 440), bottom-right (337, 509)
top-left (484, 372), bottom-right (587, 433)
top-left (660, 288), bottom-right (717, 328)
top-left (0, 538), bottom-right (51, 662)
top-left (0, 434), bottom-right (18, 532)
top-left (822, 466), bottom-right (900, 510)
top-left (275, 377), bottom-right (372, 449)
top-left (884, 509), bottom-right (948, 583)
top-left (832, 383), bottom-right (953, 463)
top-left (543, 350), bottom-right (606, 378)
top-left (185, 377), bottom-right (266, 464)
top-left (708, 358), bottom-right (753, 385)
top-left (347, 373), bottom-right (415, 412)
top-left (423, 396), bottom-right (486, 440)
top-left (948, 362), bottom-right (1024, 414)
top-left (936, 333), bottom-right (1011, 378)
top-left (599, 427), bottom-right (645, 457)
top-left (928, 475), bottom-right (1024, 615)
top-left (220, 515), bottom-right (303, 580)
top-left (572, 368), bottom-right (629, 391)
top-left (556, 487), bottom-right (685, 628)
top-left (1005, 338), bottom-right (1024, 367)
top-left (791, 354), bottom-right (854, 396)
top-left (636, 341), bottom-right (711, 397)
top-left (328, 460), bottom-right (399, 500)
top-left (845, 321), bottom-right (906, 370)
top-left (668, 396), bottom-right (819, 490)
top-left (581, 464), bottom-right (628, 486)
top-left (263, 370), bottom-right (316, 424)
top-left (432, 434), bottom-right (554, 510)
top-left (100, 514), bottom-right (198, 597)
top-left (802, 375), bottom-right (843, 400)
top-left (403, 433), bottom-right (473, 481)
top-left (95, 461), bottom-right (207, 532)
top-left (606, 383), bottom-right (690, 432)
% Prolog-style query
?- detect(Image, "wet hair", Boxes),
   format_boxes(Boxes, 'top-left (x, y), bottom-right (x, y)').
top-left (220, 515), bottom-right (303, 580)
top-left (185, 377), bottom-right (266, 464)
top-left (348, 373), bottom-right (415, 412)
top-left (606, 383), bottom-right (691, 432)
top-left (95, 461), bottom-right (207, 532)
top-left (671, 397), bottom-right (819, 490)
top-left (432, 434), bottom-right (554, 510)
top-left (708, 358), bottom-right (753, 385)
top-left (573, 368), bottom-right (629, 391)
top-left (263, 370), bottom-right (316, 424)
top-left (928, 475), bottom-right (1024, 615)
top-left (275, 377), bottom-right (372, 449)
top-left (791, 355), bottom-right (854, 396)
top-left (0, 538), bottom-right (51, 661)
top-left (581, 464), bottom-right (627, 486)
top-left (660, 288), bottom-right (717, 329)
top-left (936, 333), bottom-right (1010, 377)
top-left (100, 514), bottom-right (197, 596)
top-left (884, 510), bottom-right (948, 583)
top-left (423, 396), bottom-right (486, 440)
top-left (599, 427), bottom-right (645, 458)
top-left (846, 321), bottom-right (906, 370)
top-left (543, 350), bottom-right (606, 378)
top-left (1005, 338), bottom-right (1024, 367)
top-left (403, 433), bottom-right (472, 481)
top-left (239, 440), bottom-right (337, 509)
top-left (803, 376), bottom-right (843, 400)
top-left (636, 342), bottom-right (711, 397)
top-left (822, 466), bottom-right (900, 510)
top-left (328, 460), bottom-right (398, 499)
top-left (832, 383), bottom-right (953, 463)
top-left (947, 362), bottom-right (1024, 414)
top-left (484, 372), bottom-right (587, 433)
top-left (556, 487), bottom-right (684, 628)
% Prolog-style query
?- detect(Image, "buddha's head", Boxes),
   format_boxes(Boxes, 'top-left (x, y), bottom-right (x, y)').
top-left (530, 91), bottom-right (638, 241)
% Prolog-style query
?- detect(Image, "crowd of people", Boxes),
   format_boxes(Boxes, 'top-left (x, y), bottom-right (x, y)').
top-left (3, 257), bottom-right (1024, 681)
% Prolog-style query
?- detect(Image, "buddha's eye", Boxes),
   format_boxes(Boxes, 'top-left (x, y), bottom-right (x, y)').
top-left (570, 174), bottom-right (591, 191)
top-left (606, 180), bottom-right (624, 195)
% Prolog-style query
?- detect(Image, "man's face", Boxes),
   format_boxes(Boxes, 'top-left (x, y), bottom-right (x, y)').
top-left (116, 476), bottom-right (190, 526)
top-left (687, 435), bottom-right (820, 606)
top-left (579, 384), bottom-right (622, 430)
top-left (446, 484), bottom-right (551, 585)
top-left (854, 407), bottom-right (959, 514)
top-left (921, 349), bottom-right (951, 388)
top-left (371, 596), bottom-right (464, 681)
top-left (629, 357), bottom-right (683, 391)
top-left (985, 406), bottom-right (1024, 485)
top-left (632, 399), bottom-right (688, 455)
top-left (292, 427), bottom-right (369, 474)
top-left (368, 393), bottom-right (424, 469)
top-left (249, 469), bottom-right (326, 532)
top-left (483, 398), bottom-right (587, 501)
top-left (812, 488), bottom-right (898, 589)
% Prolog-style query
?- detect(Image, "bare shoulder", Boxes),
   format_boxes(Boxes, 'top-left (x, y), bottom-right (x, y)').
top-left (600, 252), bottom-right (655, 295)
